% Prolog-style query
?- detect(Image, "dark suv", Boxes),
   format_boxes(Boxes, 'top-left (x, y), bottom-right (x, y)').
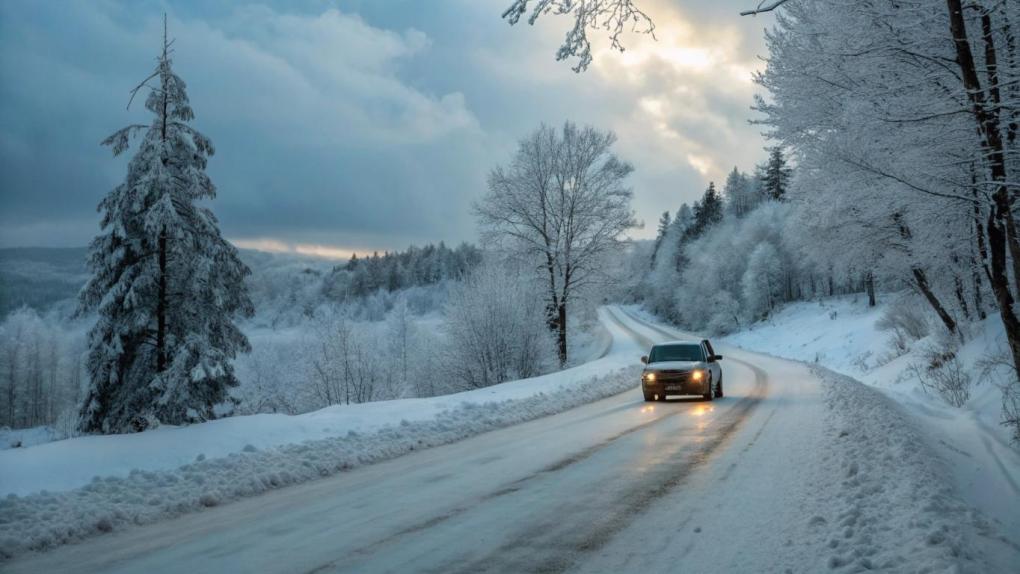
top-left (640, 339), bottom-right (723, 402)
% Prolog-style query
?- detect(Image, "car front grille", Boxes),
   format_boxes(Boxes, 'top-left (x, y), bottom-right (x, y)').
top-left (656, 370), bottom-right (691, 382)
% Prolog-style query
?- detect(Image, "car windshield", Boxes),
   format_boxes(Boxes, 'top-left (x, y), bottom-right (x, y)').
top-left (648, 344), bottom-right (704, 363)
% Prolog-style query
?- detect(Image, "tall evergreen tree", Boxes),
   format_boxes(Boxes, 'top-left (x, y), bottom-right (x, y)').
top-left (78, 20), bottom-right (253, 434)
top-left (650, 210), bottom-right (672, 266)
top-left (689, 182), bottom-right (724, 238)
top-left (670, 203), bottom-right (695, 272)
top-left (674, 203), bottom-right (694, 231)
top-left (761, 147), bottom-right (792, 201)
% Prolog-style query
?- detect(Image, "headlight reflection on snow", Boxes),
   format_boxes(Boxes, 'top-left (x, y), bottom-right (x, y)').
top-left (640, 405), bottom-right (656, 414)
top-left (690, 404), bottom-right (714, 417)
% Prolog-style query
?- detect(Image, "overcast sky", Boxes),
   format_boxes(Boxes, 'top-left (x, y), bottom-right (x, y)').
top-left (0, 0), bottom-right (775, 258)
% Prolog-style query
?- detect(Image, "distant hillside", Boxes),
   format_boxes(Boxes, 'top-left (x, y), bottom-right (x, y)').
top-left (0, 247), bottom-right (339, 318)
top-left (0, 247), bottom-right (89, 315)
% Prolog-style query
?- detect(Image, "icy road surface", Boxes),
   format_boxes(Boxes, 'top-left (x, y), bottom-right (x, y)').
top-left (5, 307), bottom-right (1004, 573)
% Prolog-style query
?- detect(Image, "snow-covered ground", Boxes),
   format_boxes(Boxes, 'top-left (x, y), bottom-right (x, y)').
top-left (0, 426), bottom-right (62, 450)
top-left (0, 307), bottom-right (643, 559)
top-left (720, 295), bottom-right (1020, 548)
top-left (5, 306), bottom-right (1015, 573)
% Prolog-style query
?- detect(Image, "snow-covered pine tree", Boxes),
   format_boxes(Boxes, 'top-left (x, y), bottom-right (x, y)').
top-left (761, 147), bottom-right (791, 202)
top-left (688, 182), bottom-right (724, 238)
top-left (649, 211), bottom-right (672, 266)
top-left (78, 19), bottom-right (254, 434)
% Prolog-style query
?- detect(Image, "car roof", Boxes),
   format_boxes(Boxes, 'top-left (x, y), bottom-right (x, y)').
top-left (653, 340), bottom-right (702, 347)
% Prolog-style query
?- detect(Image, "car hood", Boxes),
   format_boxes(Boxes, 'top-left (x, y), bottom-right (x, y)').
top-left (644, 361), bottom-right (704, 371)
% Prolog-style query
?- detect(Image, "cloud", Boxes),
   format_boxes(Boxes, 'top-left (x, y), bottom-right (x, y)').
top-left (0, 0), bottom-right (773, 251)
top-left (463, 0), bottom-right (772, 235)
top-left (0, 1), bottom-right (486, 250)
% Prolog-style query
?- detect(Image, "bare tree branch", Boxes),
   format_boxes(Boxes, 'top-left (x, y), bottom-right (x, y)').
top-left (740, 0), bottom-right (793, 17)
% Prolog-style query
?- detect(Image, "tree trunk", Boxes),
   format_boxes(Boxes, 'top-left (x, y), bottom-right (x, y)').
top-left (986, 209), bottom-right (1020, 373)
top-left (556, 302), bottom-right (568, 366)
top-left (912, 267), bottom-right (957, 334)
top-left (865, 271), bottom-right (876, 307)
top-left (947, 0), bottom-right (1020, 373)
top-left (972, 254), bottom-right (987, 320)
top-left (156, 229), bottom-right (167, 373)
top-left (953, 272), bottom-right (971, 320)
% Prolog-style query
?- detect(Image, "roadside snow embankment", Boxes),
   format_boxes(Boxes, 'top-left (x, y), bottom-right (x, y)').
top-left (809, 366), bottom-right (998, 572)
top-left (720, 296), bottom-right (1020, 560)
top-left (0, 367), bottom-right (641, 559)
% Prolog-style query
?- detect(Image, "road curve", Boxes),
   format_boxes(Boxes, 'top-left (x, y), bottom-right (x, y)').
top-left (6, 307), bottom-right (771, 574)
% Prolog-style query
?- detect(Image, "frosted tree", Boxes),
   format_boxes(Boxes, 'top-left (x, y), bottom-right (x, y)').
top-left (649, 210), bottom-right (671, 266)
top-left (675, 203), bottom-right (694, 232)
top-left (645, 203), bottom-right (694, 320)
top-left (754, 0), bottom-right (1020, 432)
top-left (385, 297), bottom-right (416, 396)
top-left (502, 0), bottom-right (655, 72)
top-left (441, 260), bottom-right (555, 388)
top-left (687, 182), bottom-right (724, 239)
top-left (755, 0), bottom-right (1014, 335)
top-left (742, 242), bottom-right (784, 321)
top-left (476, 122), bottom-right (637, 364)
top-left (500, 1), bottom-right (791, 71)
top-left (78, 20), bottom-right (254, 434)
top-left (724, 167), bottom-right (756, 218)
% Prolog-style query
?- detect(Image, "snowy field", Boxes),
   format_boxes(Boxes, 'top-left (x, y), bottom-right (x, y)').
top-left (719, 296), bottom-right (1020, 548)
top-left (0, 307), bottom-right (640, 558)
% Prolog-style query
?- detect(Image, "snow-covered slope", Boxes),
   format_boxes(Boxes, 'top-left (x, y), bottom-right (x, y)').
top-left (721, 296), bottom-right (1020, 544)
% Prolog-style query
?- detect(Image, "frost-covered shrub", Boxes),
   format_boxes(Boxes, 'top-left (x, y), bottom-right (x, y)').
top-left (877, 297), bottom-right (930, 351)
top-left (705, 291), bottom-right (742, 335)
top-left (440, 262), bottom-right (556, 390)
top-left (910, 335), bottom-right (972, 408)
top-left (976, 351), bottom-right (1020, 444)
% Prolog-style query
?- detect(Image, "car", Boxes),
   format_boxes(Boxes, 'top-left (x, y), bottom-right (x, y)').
top-left (640, 339), bottom-right (723, 402)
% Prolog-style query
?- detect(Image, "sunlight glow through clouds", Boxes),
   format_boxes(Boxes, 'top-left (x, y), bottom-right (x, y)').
top-left (231, 238), bottom-right (357, 260)
top-left (589, 1), bottom-right (765, 189)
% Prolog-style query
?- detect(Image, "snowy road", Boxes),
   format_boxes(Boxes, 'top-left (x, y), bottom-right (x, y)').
top-left (4, 308), bottom-right (998, 573)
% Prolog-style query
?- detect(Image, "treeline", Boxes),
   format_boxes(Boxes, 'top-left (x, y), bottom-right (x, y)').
top-left (754, 0), bottom-right (1018, 438)
top-left (0, 308), bottom-right (85, 433)
top-left (323, 242), bottom-right (482, 301)
top-left (641, 148), bottom-right (812, 330)
top-left (258, 260), bottom-right (558, 413)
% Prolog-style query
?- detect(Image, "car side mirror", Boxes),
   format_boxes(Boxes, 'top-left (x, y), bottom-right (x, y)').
top-left (640, 355), bottom-right (648, 364)
top-left (714, 355), bottom-right (723, 361)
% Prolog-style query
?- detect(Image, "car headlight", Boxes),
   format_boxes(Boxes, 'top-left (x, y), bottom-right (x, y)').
top-left (691, 370), bottom-right (705, 382)
top-left (643, 372), bottom-right (656, 382)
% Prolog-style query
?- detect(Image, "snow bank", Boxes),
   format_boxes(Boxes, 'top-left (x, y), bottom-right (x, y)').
top-left (0, 309), bottom-right (643, 559)
top-left (809, 366), bottom-right (993, 572)
top-left (721, 296), bottom-right (1020, 555)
